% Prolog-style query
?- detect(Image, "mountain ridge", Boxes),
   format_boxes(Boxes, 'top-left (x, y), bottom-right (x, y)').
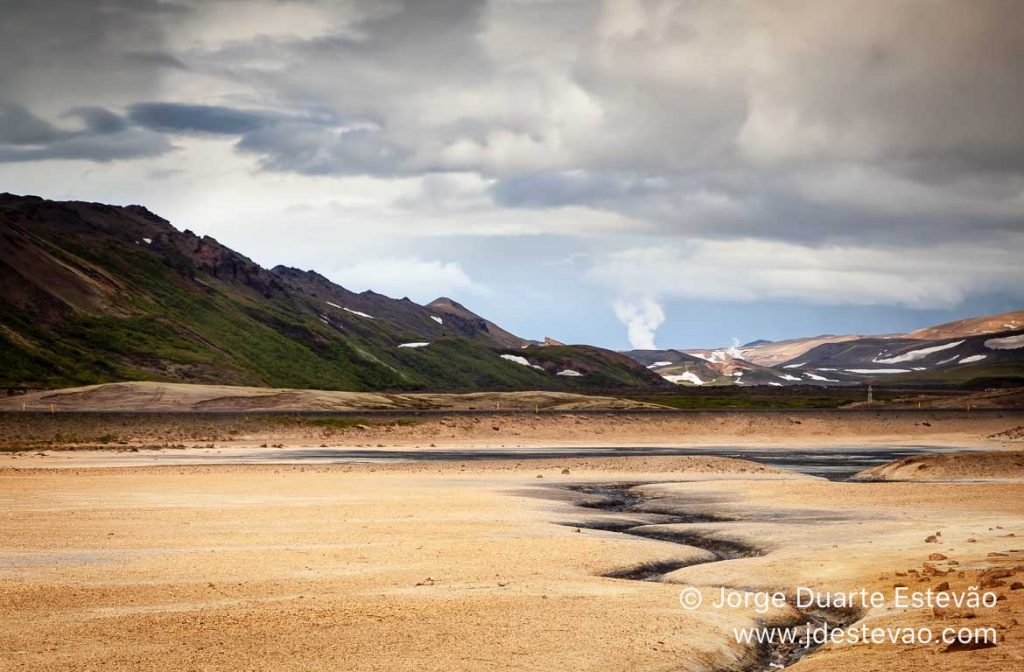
top-left (0, 193), bottom-right (667, 392)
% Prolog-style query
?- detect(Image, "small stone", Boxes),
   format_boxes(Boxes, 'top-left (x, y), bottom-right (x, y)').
top-left (929, 553), bottom-right (948, 561)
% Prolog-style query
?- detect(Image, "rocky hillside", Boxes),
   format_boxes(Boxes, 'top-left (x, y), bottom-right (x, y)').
top-left (628, 313), bottom-right (1024, 388)
top-left (0, 193), bottom-right (668, 392)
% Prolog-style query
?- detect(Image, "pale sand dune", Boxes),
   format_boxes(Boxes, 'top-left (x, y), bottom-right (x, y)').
top-left (0, 381), bottom-right (660, 412)
top-left (855, 450), bottom-right (1024, 482)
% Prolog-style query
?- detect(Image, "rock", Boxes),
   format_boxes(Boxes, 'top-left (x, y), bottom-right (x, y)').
top-left (561, 468), bottom-right (570, 474)
top-left (987, 552), bottom-right (1009, 557)
top-left (929, 553), bottom-right (948, 561)
top-left (979, 568), bottom-right (1012, 588)
top-left (942, 637), bottom-right (996, 653)
top-left (935, 581), bottom-right (950, 591)
top-left (925, 535), bottom-right (939, 543)
top-left (536, 474), bottom-right (543, 478)
top-left (967, 538), bottom-right (977, 543)
top-left (1010, 581), bottom-right (1023, 590)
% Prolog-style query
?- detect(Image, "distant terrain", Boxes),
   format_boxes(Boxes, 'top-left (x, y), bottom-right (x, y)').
top-left (0, 381), bottom-right (659, 413)
top-left (0, 194), bottom-right (666, 393)
top-left (2, 193), bottom-right (1021, 396)
top-left (629, 309), bottom-right (1024, 389)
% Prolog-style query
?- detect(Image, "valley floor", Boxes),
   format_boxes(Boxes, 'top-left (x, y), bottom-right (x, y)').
top-left (1, 413), bottom-right (1023, 671)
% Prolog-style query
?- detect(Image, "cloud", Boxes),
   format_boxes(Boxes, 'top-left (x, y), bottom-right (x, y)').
top-left (589, 237), bottom-right (1024, 311)
top-left (328, 257), bottom-right (489, 304)
top-left (128, 103), bottom-right (273, 135)
top-left (0, 101), bottom-right (172, 163)
top-left (237, 120), bottom-right (408, 176)
top-left (2, 0), bottom-right (1024, 348)
top-left (613, 297), bottom-right (665, 350)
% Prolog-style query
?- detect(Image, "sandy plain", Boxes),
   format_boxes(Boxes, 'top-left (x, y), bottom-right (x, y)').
top-left (1, 409), bottom-right (1023, 671)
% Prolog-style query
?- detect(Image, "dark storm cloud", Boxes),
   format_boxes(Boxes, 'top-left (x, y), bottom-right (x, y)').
top-left (490, 172), bottom-right (663, 209)
top-left (128, 103), bottom-right (274, 135)
top-left (0, 101), bottom-right (172, 163)
top-left (0, 1), bottom-right (193, 111)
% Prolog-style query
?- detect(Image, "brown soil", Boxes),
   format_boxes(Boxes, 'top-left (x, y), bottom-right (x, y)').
top-left (0, 382), bottom-right (661, 413)
top-left (1, 456), bottom-right (1021, 671)
top-left (855, 450), bottom-right (1024, 481)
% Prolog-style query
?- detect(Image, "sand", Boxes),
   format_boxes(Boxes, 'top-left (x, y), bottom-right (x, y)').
top-left (2, 449), bottom-right (1023, 671)
top-left (2, 408), bottom-right (1023, 671)
top-left (0, 382), bottom-right (661, 413)
top-left (855, 450), bottom-right (1024, 482)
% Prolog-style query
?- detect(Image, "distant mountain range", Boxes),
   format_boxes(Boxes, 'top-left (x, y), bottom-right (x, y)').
top-left (0, 193), bottom-right (667, 392)
top-left (628, 310), bottom-right (1024, 388)
top-left (2, 193), bottom-right (1021, 393)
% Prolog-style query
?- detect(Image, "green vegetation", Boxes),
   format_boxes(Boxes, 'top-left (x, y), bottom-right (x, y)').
top-left (0, 209), bottom-right (662, 392)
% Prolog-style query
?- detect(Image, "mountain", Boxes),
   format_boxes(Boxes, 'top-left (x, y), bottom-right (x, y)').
top-left (627, 347), bottom-right (800, 386)
top-left (771, 328), bottom-right (1024, 386)
top-left (627, 312), bottom-right (1024, 388)
top-left (905, 310), bottom-right (1024, 340)
top-left (0, 193), bottom-right (668, 392)
top-left (739, 335), bottom-right (863, 368)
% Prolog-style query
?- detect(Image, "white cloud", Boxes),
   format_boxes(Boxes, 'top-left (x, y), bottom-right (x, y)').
top-left (328, 257), bottom-right (489, 303)
top-left (590, 237), bottom-right (1024, 310)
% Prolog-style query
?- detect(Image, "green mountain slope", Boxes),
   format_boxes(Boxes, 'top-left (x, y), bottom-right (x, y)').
top-left (0, 193), bottom-right (669, 392)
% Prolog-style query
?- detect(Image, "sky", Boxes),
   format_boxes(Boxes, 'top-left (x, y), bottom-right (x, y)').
top-left (1, 0), bottom-right (1023, 350)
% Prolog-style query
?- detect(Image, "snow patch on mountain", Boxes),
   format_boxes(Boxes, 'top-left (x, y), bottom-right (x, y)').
top-left (557, 369), bottom-right (583, 377)
top-left (500, 354), bottom-right (544, 371)
top-left (985, 334), bottom-right (1024, 350)
top-left (873, 340), bottom-right (963, 364)
top-left (844, 368), bottom-right (911, 374)
top-left (430, 315), bottom-right (443, 325)
top-left (398, 342), bottom-right (430, 348)
top-left (958, 354), bottom-right (987, 364)
top-left (664, 372), bottom-right (705, 385)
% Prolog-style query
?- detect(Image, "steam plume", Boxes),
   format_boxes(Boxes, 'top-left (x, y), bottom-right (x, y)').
top-left (613, 297), bottom-right (665, 350)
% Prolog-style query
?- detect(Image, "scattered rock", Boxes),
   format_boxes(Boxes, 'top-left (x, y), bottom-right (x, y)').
top-left (561, 468), bottom-right (570, 474)
top-left (942, 637), bottom-right (996, 653)
top-left (929, 553), bottom-right (948, 561)
top-left (925, 535), bottom-right (939, 543)
top-left (979, 568), bottom-right (1012, 588)
top-left (1010, 581), bottom-right (1023, 590)
top-left (935, 581), bottom-right (950, 591)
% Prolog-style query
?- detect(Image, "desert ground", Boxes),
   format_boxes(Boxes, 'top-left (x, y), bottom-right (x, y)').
top-left (2, 404), bottom-right (1023, 671)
